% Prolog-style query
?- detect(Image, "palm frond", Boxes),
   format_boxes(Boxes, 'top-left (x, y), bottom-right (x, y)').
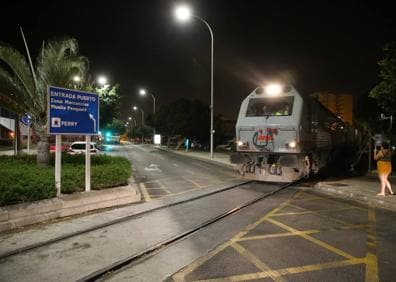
top-left (36, 38), bottom-right (89, 105)
top-left (0, 45), bottom-right (37, 107)
top-left (0, 68), bottom-right (33, 114)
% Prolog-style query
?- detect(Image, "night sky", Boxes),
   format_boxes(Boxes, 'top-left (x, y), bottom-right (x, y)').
top-left (1, 0), bottom-right (395, 120)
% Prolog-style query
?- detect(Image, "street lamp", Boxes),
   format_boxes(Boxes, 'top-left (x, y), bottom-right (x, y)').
top-left (133, 106), bottom-right (145, 126)
top-left (139, 88), bottom-right (156, 114)
top-left (174, 4), bottom-right (215, 159)
top-left (73, 75), bottom-right (81, 83)
top-left (380, 113), bottom-right (393, 132)
top-left (97, 76), bottom-right (108, 86)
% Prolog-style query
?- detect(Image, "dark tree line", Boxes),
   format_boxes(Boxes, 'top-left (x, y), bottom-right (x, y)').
top-left (147, 98), bottom-right (234, 146)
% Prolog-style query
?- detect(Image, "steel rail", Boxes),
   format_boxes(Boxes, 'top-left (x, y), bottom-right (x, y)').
top-left (0, 180), bottom-right (253, 260)
top-left (78, 179), bottom-right (301, 282)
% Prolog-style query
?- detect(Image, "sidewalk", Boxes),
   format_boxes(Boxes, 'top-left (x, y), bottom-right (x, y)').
top-left (311, 175), bottom-right (396, 212)
top-left (160, 146), bottom-right (396, 212)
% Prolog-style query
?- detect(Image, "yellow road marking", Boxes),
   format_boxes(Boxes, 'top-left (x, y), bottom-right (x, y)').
top-left (172, 189), bottom-right (380, 282)
top-left (172, 240), bottom-right (233, 282)
top-left (183, 176), bottom-right (203, 188)
top-left (285, 203), bottom-right (358, 227)
top-left (294, 191), bottom-right (366, 211)
top-left (138, 182), bottom-right (151, 202)
top-left (239, 230), bottom-right (320, 241)
top-left (194, 258), bottom-right (366, 282)
top-left (365, 206), bottom-right (379, 282)
top-left (143, 176), bottom-right (174, 184)
top-left (267, 218), bottom-right (356, 260)
top-left (172, 191), bottom-right (302, 281)
top-left (232, 243), bottom-right (284, 281)
top-left (157, 180), bottom-right (173, 195)
top-left (273, 206), bottom-right (360, 217)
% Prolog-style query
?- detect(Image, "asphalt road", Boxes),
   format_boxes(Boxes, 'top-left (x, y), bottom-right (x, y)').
top-left (107, 144), bottom-right (241, 201)
top-left (1, 144), bottom-right (395, 281)
top-left (101, 145), bottom-right (396, 282)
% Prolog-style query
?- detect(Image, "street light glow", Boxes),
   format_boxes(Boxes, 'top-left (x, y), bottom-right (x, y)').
top-left (73, 75), bottom-right (81, 82)
top-left (98, 76), bottom-right (107, 85)
top-left (133, 106), bottom-right (137, 110)
top-left (139, 89), bottom-right (146, 96)
top-left (128, 117), bottom-right (132, 120)
top-left (175, 5), bottom-right (192, 22)
top-left (173, 4), bottom-right (215, 159)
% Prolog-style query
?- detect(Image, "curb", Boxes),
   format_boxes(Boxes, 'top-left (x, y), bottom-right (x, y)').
top-left (310, 182), bottom-right (396, 212)
top-left (156, 146), bottom-right (236, 170)
top-left (0, 179), bottom-right (141, 233)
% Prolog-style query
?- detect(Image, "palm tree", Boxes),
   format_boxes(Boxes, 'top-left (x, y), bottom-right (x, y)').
top-left (0, 37), bottom-right (88, 165)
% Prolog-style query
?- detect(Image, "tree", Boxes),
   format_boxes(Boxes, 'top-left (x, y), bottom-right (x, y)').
top-left (0, 37), bottom-right (88, 165)
top-left (96, 84), bottom-right (122, 129)
top-left (369, 42), bottom-right (396, 115)
top-left (104, 118), bottom-right (125, 136)
top-left (151, 98), bottom-right (210, 143)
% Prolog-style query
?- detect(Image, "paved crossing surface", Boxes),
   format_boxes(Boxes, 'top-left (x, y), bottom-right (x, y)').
top-left (170, 190), bottom-right (395, 282)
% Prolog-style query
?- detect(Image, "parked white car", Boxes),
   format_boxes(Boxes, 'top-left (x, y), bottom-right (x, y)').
top-left (67, 141), bottom-right (99, 155)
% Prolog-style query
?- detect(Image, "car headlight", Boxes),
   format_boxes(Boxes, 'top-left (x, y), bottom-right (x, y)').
top-left (288, 141), bottom-right (297, 148)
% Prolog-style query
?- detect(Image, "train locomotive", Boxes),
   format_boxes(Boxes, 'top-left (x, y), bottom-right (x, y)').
top-left (231, 83), bottom-right (356, 182)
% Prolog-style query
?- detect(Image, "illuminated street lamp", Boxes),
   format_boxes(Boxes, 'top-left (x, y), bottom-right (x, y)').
top-left (133, 106), bottom-right (145, 126)
top-left (73, 75), bottom-right (81, 83)
top-left (139, 88), bottom-right (156, 113)
top-left (174, 4), bottom-right (215, 159)
top-left (97, 76), bottom-right (108, 86)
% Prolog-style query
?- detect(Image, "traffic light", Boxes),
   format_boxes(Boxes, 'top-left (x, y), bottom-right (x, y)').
top-left (105, 131), bottom-right (112, 142)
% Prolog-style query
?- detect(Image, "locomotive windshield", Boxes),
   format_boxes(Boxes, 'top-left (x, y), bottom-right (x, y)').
top-left (245, 96), bottom-right (294, 117)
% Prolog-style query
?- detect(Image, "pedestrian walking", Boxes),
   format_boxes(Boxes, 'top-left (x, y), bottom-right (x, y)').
top-left (374, 141), bottom-right (394, 196)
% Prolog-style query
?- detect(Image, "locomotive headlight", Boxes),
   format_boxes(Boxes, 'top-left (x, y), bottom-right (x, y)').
top-left (236, 140), bottom-right (249, 148)
top-left (265, 84), bottom-right (282, 96)
top-left (237, 140), bottom-right (247, 147)
top-left (288, 141), bottom-right (297, 148)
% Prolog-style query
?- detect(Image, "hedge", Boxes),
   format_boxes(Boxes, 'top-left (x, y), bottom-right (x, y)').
top-left (0, 154), bottom-right (131, 206)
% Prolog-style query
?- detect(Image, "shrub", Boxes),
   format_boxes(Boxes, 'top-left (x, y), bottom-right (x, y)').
top-left (0, 154), bottom-right (131, 206)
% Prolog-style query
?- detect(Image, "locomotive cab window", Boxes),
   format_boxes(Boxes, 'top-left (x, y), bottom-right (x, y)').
top-left (246, 96), bottom-right (294, 117)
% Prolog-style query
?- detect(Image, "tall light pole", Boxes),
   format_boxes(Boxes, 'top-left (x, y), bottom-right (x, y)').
top-left (139, 88), bottom-right (156, 114)
top-left (174, 5), bottom-right (215, 159)
top-left (133, 106), bottom-right (144, 126)
top-left (140, 88), bottom-right (156, 139)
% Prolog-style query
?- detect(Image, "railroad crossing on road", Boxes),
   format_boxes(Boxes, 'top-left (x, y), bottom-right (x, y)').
top-left (171, 190), bottom-right (380, 281)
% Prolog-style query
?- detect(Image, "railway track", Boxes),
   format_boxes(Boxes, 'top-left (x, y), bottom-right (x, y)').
top-left (0, 179), bottom-right (302, 282)
top-left (0, 180), bottom-right (253, 260)
top-left (78, 180), bottom-right (300, 282)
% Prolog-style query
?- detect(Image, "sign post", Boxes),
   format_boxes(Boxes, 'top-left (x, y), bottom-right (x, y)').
top-left (55, 134), bottom-right (62, 197)
top-left (48, 86), bottom-right (99, 196)
top-left (21, 114), bottom-right (32, 154)
top-left (85, 135), bottom-right (91, 192)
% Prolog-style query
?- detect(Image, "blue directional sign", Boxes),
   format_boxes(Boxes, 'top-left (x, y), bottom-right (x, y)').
top-left (21, 114), bottom-right (32, 126)
top-left (48, 86), bottom-right (99, 135)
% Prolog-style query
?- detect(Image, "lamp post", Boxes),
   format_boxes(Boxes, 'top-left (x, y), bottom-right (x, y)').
top-left (174, 5), bottom-right (214, 159)
top-left (133, 106), bottom-right (145, 144)
top-left (380, 113), bottom-right (393, 132)
top-left (140, 88), bottom-right (156, 139)
top-left (133, 106), bottom-right (144, 126)
top-left (139, 88), bottom-right (156, 114)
